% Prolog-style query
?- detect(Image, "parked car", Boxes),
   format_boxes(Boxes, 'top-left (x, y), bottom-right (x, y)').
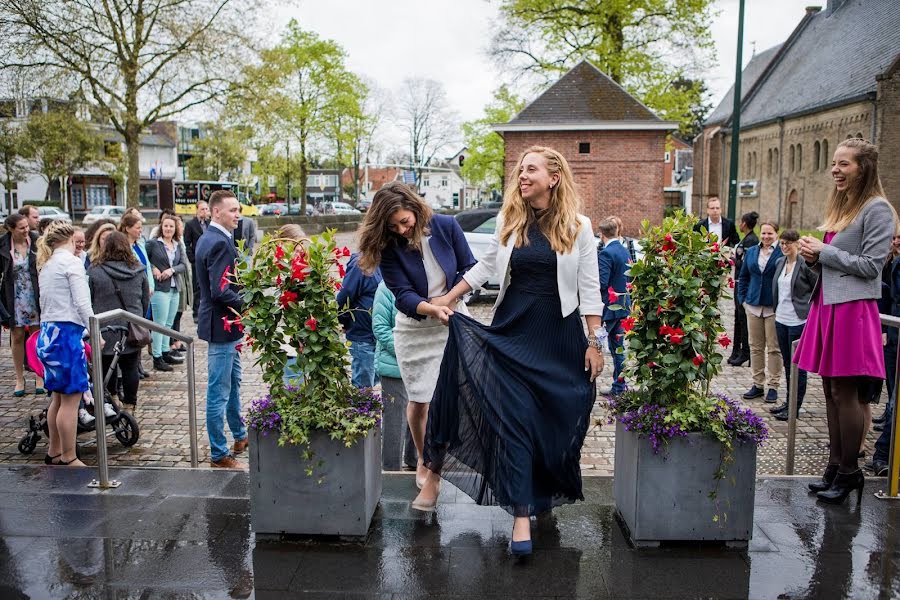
top-left (81, 204), bottom-right (125, 225)
top-left (357, 198), bottom-right (373, 212)
top-left (266, 203), bottom-right (287, 216)
top-left (330, 201), bottom-right (361, 215)
top-left (37, 206), bottom-right (73, 224)
top-left (455, 208), bottom-right (500, 301)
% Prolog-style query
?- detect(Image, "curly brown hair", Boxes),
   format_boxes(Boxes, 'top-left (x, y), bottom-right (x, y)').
top-left (96, 231), bottom-right (140, 267)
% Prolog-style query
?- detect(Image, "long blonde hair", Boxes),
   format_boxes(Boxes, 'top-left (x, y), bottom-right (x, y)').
top-left (37, 220), bottom-right (75, 270)
top-left (499, 146), bottom-right (582, 254)
top-left (357, 181), bottom-right (433, 274)
top-left (88, 223), bottom-right (116, 264)
top-left (821, 138), bottom-right (895, 232)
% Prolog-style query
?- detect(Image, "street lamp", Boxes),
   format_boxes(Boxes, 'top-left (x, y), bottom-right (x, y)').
top-left (726, 0), bottom-right (746, 222)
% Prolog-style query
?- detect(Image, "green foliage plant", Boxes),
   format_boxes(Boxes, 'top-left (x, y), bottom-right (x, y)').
top-left (235, 229), bottom-right (382, 474)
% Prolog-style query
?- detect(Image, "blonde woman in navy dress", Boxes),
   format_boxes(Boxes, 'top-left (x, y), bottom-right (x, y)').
top-left (357, 182), bottom-right (476, 490)
top-left (418, 146), bottom-right (604, 555)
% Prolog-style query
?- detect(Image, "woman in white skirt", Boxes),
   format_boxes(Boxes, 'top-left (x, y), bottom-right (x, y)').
top-left (357, 182), bottom-right (476, 488)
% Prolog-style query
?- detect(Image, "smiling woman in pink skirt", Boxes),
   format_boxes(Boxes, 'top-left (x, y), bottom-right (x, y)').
top-left (795, 138), bottom-right (897, 505)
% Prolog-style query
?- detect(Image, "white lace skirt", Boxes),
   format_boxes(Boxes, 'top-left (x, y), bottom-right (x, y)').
top-left (393, 303), bottom-right (468, 403)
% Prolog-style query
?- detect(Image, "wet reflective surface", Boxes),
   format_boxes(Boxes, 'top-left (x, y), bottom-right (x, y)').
top-left (0, 466), bottom-right (897, 598)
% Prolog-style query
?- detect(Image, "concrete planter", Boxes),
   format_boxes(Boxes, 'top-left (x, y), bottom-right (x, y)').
top-left (249, 427), bottom-right (382, 540)
top-left (613, 421), bottom-right (757, 546)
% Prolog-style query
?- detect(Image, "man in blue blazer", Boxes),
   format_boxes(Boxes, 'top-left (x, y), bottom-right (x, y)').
top-left (195, 189), bottom-right (247, 469)
top-left (597, 217), bottom-right (632, 396)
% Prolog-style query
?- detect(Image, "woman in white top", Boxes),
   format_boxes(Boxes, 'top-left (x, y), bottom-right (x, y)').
top-left (36, 221), bottom-right (95, 467)
top-left (770, 229), bottom-right (816, 421)
top-left (418, 146), bottom-right (604, 555)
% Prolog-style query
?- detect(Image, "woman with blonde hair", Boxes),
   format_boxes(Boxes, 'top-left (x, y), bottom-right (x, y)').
top-left (797, 137), bottom-right (897, 504)
top-left (36, 221), bottom-right (95, 466)
top-left (357, 181), bottom-right (476, 494)
top-left (85, 222), bottom-right (117, 269)
top-left (417, 146), bottom-right (604, 554)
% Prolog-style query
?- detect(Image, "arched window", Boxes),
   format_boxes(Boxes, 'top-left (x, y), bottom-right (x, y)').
top-left (856, 132), bottom-right (863, 139)
top-left (797, 144), bottom-right (802, 172)
top-left (813, 141), bottom-right (820, 171)
top-left (822, 139), bottom-right (829, 168)
top-left (774, 148), bottom-right (779, 173)
top-left (768, 148), bottom-right (773, 175)
top-left (789, 145), bottom-right (795, 172)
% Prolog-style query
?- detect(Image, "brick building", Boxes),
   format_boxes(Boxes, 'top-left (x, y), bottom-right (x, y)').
top-left (693, 0), bottom-right (900, 229)
top-left (494, 60), bottom-right (677, 235)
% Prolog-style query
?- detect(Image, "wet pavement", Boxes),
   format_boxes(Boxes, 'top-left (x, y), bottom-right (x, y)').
top-left (1, 466), bottom-right (897, 599)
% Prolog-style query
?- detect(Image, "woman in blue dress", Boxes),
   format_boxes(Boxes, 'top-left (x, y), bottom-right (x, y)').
top-left (419, 146), bottom-right (605, 554)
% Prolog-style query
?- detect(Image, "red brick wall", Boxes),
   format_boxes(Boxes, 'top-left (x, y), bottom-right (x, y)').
top-left (503, 130), bottom-right (667, 237)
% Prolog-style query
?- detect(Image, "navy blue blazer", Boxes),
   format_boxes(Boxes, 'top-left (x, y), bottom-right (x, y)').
top-left (738, 244), bottom-right (784, 307)
top-left (195, 225), bottom-right (243, 343)
top-left (380, 214), bottom-right (476, 320)
top-left (597, 239), bottom-right (632, 322)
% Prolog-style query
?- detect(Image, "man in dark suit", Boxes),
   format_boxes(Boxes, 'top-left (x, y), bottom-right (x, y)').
top-left (597, 217), bottom-right (632, 396)
top-left (195, 190), bottom-right (247, 469)
top-left (183, 200), bottom-right (209, 320)
top-left (693, 197), bottom-right (739, 247)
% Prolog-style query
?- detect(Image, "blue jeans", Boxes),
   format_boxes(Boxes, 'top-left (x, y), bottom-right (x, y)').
top-left (349, 340), bottom-right (378, 388)
top-left (283, 356), bottom-right (304, 388)
top-left (150, 289), bottom-right (179, 358)
top-left (775, 321), bottom-right (807, 405)
top-left (605, 319), bottom-right (626, 395)
top-left (206, 340), bottom-right (246, 461)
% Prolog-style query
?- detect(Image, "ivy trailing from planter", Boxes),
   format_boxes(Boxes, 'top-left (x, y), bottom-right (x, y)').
top-left (235, 230), bottom-right (382, 477)
top-left (604, 210), bottom-right (768, 523)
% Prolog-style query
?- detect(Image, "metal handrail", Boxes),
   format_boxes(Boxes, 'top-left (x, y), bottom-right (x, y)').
top-left (87, 309), bottom-right (199, 489)
top-left (784, 314), bottom-right (900, 500)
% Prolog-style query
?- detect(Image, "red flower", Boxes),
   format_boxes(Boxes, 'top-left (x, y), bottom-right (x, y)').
top-left (625, 282), bottom-right (633, 291)
top-left (235, 342), bottom-right (243, 353)
top-left (219, 266), bottom-right (232, 292)
top-left (221, 315), bottom-right (232, 332)
top-left (279, 290), bottom-right (298, 308)
top-left (622, 317), bottom-right (636, 332)
top-left (659, 324), bottom-right (672, 336)
top-left (728, 277), bottom-right (735, 289)
top-left (692, 354), bottom-right (704, 366)
top-left (669, 332), bottom-right (684, 344)
top-left (274, 245), bottom-right (285, 260)
top-left (222, 315), bottom-right (244, 333)
top-left (338, 262), bottom-right (346, 278)
top-left (291, 256), bottom-right (308, 282)
top-left (718, 334), bottom-right (732, 348)
top-left (342, 246), bottom-right (351, 257)
top-left (657, 306), bottom-right (664, 315)
top-left (711, 242), bottom-right (720, 252)
top-left (662, 240), bottom-right (676, 252)
top-left (647, 361), bottom-right (658, 368)
top-left (608, 287), bottom-right (618, 303)
top-left (305, 317), bottom-right (317, 331)
top-left (729, 258), bottom-right (735, 266)
top-left (275, 275), bottom-right (283, 287)
top-left (664, 234), bottom-right (673, 242)
top-left (335, 281), bottom-right (342, 291)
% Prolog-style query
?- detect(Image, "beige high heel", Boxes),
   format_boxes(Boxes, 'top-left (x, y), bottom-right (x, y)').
top-left (411, 482), bottom-right (440, 512)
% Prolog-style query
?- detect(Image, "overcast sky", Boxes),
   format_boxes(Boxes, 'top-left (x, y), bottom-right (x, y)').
top-left (277, 0), bottom-right (820, 148)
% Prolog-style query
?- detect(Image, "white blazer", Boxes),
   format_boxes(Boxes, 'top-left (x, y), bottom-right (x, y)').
top-left (463, 213), bottom-right (604, 318)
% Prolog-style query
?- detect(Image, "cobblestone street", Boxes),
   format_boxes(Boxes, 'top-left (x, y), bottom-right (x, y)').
top-left (0, 230), bottom-right (886, 476)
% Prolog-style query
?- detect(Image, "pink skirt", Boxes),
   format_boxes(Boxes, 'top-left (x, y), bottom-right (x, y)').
top-left (793, 286), bottom-right (885, 378)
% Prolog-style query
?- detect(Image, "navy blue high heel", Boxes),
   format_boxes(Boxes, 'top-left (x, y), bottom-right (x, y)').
top-left (510, 539), bottom-right (532, 555)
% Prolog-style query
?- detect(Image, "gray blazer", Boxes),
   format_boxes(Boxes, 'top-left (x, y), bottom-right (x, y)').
top-left (811, 198), bottom-right (894, 306)
top-left (146, 238), bottom-right (187, 293)
top-left (772, 257), bottom-right (817, 321)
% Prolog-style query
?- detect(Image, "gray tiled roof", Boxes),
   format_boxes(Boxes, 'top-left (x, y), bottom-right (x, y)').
top-left (509, 60), bottom-right (662, 124)
top-left (706, 44), bottom-right (782, 125)
top-left (714, 0), bottom-right (900, 128)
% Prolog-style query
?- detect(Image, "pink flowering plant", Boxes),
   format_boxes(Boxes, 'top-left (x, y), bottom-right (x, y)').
top-left (232, 230), bottom-right (382, 473)
top-left (604, 211), bottom-right (767, 516)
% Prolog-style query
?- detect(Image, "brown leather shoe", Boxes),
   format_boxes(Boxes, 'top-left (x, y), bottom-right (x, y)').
top-left (233, 437), bottom-right (249, 454)
top-left (210, 455), bottom-right (243, 469)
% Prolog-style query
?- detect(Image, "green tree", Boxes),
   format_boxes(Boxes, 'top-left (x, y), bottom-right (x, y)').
top-left (232, 21), bottom-right (356, 214)
top-left (491, 0), bottom-right (716, 135)
top-left (186, 122), bottom-right (250, 181)
top-left (0, 0), bottom-right (255, 207)
top-left (461, 85), bottom-right (524, 192)
top-left (0, 121), bottom-right (28, 214)
top-left (22, 110), bottom-right (102, 202)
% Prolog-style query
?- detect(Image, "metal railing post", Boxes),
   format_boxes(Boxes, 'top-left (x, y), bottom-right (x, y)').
top-left (785, 339), bottom-right (800, 476)
top-left (876, 314), bottom-right (900, 501)
top-left (88, 315), bottom-right (120, 489)
top-left (81, 309), bottom-right (200, 489)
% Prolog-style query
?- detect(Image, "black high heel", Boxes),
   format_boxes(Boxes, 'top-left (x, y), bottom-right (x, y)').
top-left (44, 454), bottom-right (61, 465)
top-left (808, 464), bottom-right (838, 492)
top-left (816, 470), bottom-right (864, 504)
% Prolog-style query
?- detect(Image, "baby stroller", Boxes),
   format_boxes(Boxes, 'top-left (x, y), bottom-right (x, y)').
top-left (17, 325), bottom-right (140, 455)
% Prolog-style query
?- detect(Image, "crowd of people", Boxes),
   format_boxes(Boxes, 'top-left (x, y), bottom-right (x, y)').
top-left (1, 135), bottom-right (896, 553)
